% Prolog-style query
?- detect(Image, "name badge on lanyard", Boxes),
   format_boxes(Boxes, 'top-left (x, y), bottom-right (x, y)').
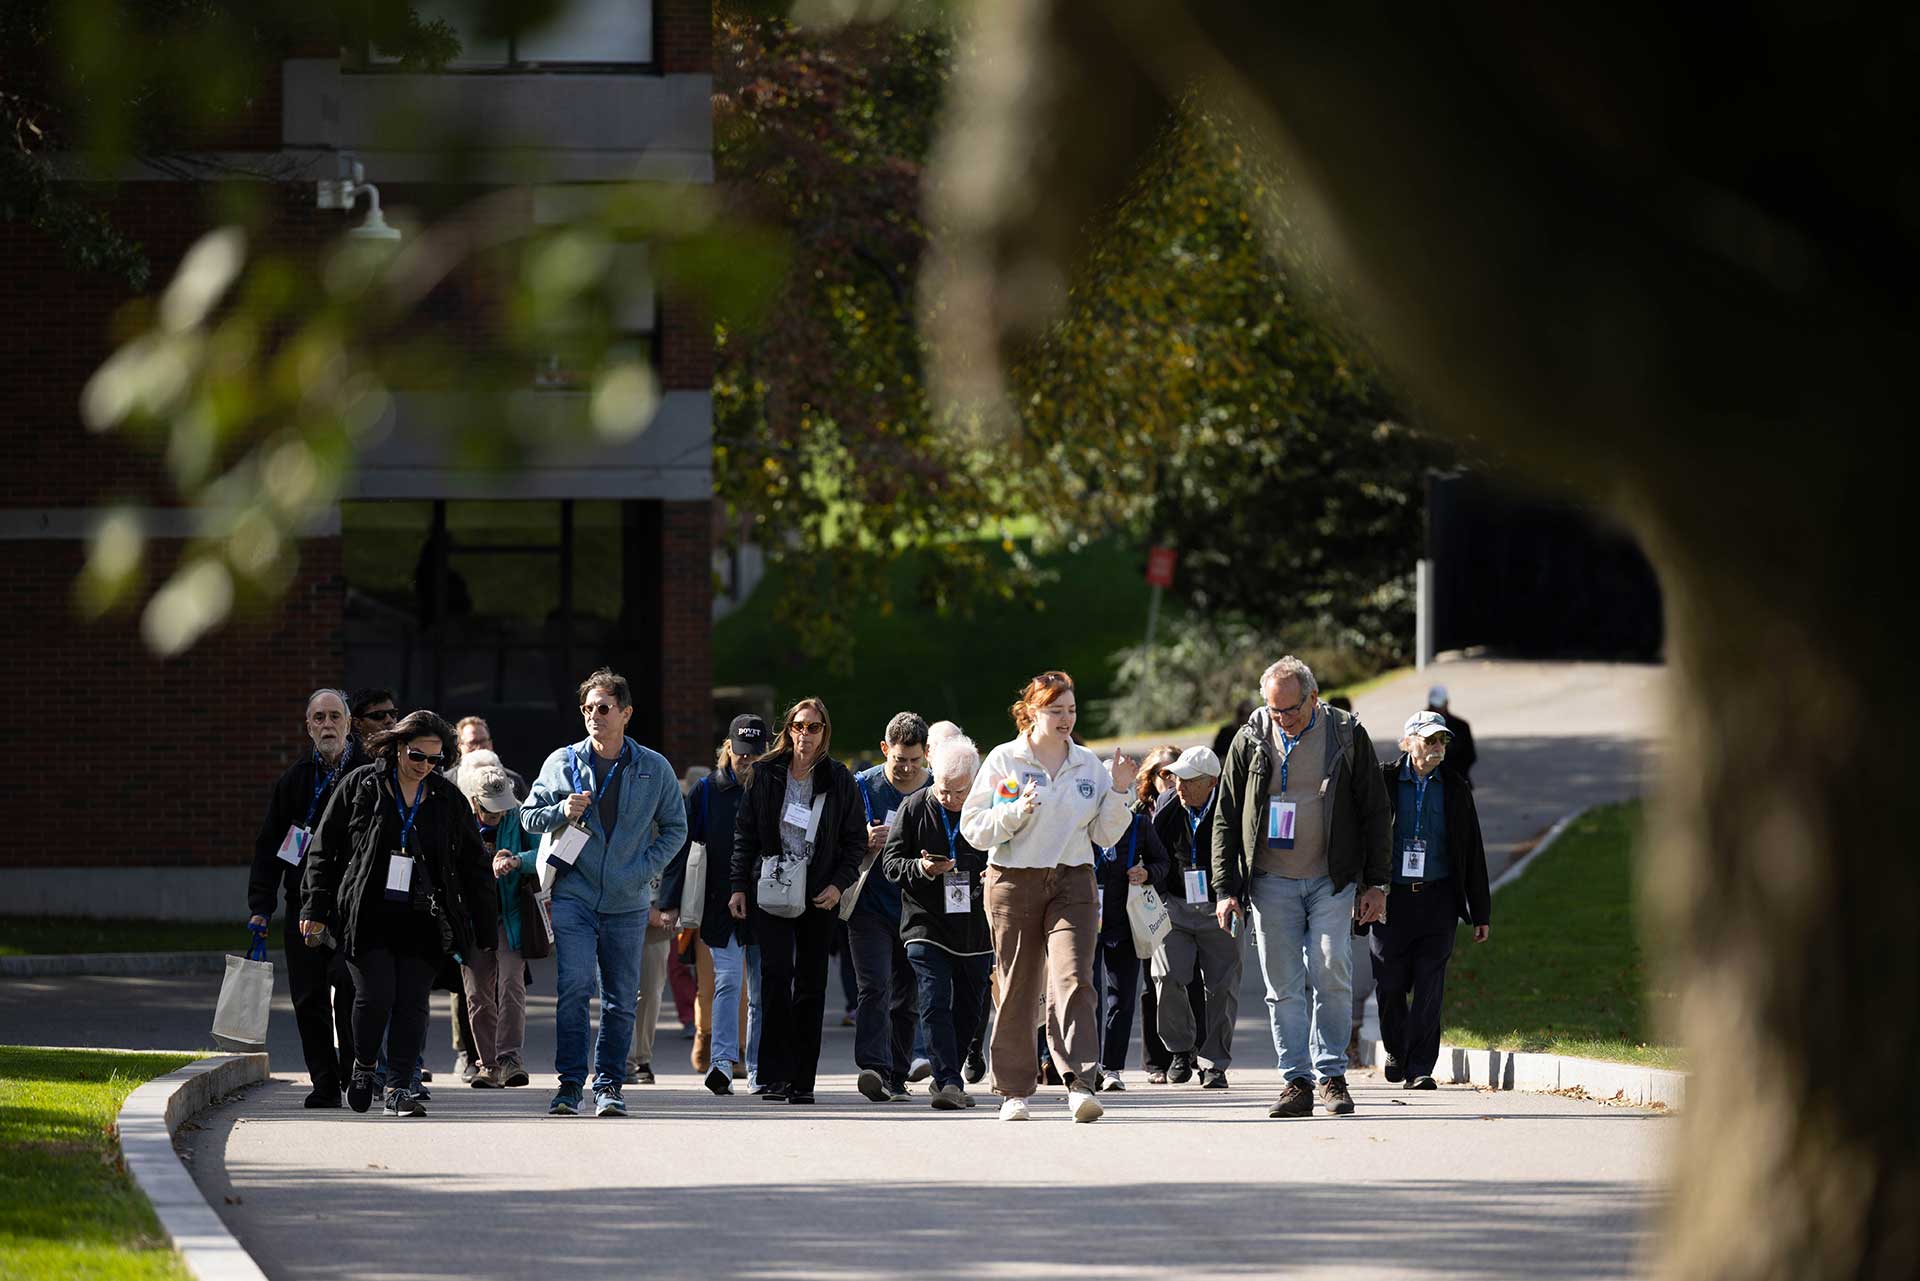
top-left (1267, 798), bottom-right (1298, 849)
top-left (782, 800), bottom-right (812, 830)
top-left (1184, 868), bottom-right (1210, 905)
top-left (276, 826), bottom-right (312, 867)
top-left (1400, 840), bottom-right (1427, 879)
top-left (944, 871), bottom-right (971, 914)
top-left (385, 852), bottom-right (415, 902)
top-left (386, 767), bottom-right (426, 901)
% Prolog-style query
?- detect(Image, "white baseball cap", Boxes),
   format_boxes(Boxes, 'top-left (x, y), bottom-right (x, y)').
top-left (1403, 710), bottom-right (1452, 740)
top-left (1167, 745), bottom-right (1222, 779)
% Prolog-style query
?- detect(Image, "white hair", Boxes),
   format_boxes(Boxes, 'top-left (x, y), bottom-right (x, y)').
top-left (928, 734), bottom-right (980, 782)
top-left (926, 720), bottom-right (963, 748)
top-left (306, 687), bottom-right (350, 718)
top-left (1259, 656), bottom-right (1319, 698)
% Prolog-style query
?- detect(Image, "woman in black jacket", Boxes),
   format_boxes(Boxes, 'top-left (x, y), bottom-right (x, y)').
top-left (660, 716), bottom-right (765, 1095)
top-left (301, 710), bottom-right (497, 1118)
top-left (727, 698), bottom-right (865, 1104)
top-left (881, 734), bottom-right (994, 1109)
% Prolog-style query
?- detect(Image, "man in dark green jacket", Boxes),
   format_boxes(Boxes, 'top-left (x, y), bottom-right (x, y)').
top-left (1210, 657), bottom-right (1391, 1119)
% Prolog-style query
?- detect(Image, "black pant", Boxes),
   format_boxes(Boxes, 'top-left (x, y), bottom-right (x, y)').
top-left (755, 906), bottom-right (836, 1093)
top-left (283, 910), bottom-right (354, 1087)
top-left (345, 948), bottom-right (438, 1086)
top-left (833, 919), bottom-right (858, 1011)
top-left (1141, 977), bottom-right (1206, 1071)
top-left (847, 911), bottom-right (917, 1085)
top-left (906, 943), bottom-right (991, 1090)
top-left (1093, 927), bottom-right (1141, 1071)
top-left (1370, 883), bottom-right (1459, 1078)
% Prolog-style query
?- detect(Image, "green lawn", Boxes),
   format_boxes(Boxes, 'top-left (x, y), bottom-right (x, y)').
top-left (0, 1046), bottom-right (199, 1280)
top-left (714, 534), bottom-right (1187, 747)
top-left (0, 919), bottom-right (245, 957)
top-left (1440, 801), bottom-right (1683, 1070)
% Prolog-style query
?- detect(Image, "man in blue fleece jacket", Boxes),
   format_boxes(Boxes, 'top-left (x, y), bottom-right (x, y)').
top-left (521, 667), bottom-right (687, 1118)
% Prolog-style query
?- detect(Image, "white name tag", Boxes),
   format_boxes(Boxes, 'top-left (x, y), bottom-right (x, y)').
top-left (883, 809), bottom-right (897, 827)
top-left (1267, 799), bottom-right (1298, 849)
top-left (782, 801), bottom-right (812, 830)
top-left (385, 853), bottom-right (413, 901)
top-left (1184, 868), bottom-right (1209, 905)
top-left (944, 872), bottom-right (971, 914)
top-left (276, 825), bottom-right (312, 867)
top-left (547, 823), bottom-right (588, 866)
top-left (1400, 840), bottom-right (1427, 879)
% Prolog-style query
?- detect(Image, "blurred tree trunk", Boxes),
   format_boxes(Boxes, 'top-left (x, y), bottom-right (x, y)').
top-left (930, 3), bottom-right (1914, 1275)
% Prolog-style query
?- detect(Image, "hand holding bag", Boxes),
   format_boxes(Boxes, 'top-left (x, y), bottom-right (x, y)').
top-left (679, 778), bottom-right (710, 931)
top-left (211, 925), bottom-right (275, 1050)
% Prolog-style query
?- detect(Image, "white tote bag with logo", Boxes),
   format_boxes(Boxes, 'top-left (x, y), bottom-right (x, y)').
top-left (1126, 883), bottom-right (1173, 960)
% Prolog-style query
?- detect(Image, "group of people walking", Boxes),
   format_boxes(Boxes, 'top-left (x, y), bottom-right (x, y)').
top-left (249, 659), bottom-right (1490, 1122)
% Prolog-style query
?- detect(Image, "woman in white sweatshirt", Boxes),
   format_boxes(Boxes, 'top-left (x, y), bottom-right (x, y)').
top-left (960, 670), bottom-right (1137, 1122)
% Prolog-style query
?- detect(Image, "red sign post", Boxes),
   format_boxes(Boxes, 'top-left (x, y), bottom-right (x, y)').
top-left (1145, 546), bottom-right (1178, 589)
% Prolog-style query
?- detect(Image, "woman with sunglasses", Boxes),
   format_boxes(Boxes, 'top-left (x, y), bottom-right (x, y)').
top-left (727, 699), bottom-right (866, 1104)
top-left (302, 710), bottom-right (498, 1117)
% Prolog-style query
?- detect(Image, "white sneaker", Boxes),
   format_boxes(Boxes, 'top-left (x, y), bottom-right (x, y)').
top-left (998, 1096), bottom-right (1031, 1122)
top-left (1099, 1071), bottom-right (1126, 1092)
top-left (907, 1057), bottom-right (933, 1083)
top-left (1068, 1087), bottom-right (1105, 1123)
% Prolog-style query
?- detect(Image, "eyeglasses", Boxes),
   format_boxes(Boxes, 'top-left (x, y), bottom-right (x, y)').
top-left (582, 703), bottom-right (621, 719)
top-left (1270, 697), bottom-right (1308, 717)
top-left (404, 748), bottom-right (447, 764)
top-left (364, 708), bottom-right (398, 723)
top-left (789, 720), bottom-right (824, 735)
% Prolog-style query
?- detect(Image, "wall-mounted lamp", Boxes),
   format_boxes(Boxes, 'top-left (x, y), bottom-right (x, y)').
top-left (317, 152), bottom-right (401, 242)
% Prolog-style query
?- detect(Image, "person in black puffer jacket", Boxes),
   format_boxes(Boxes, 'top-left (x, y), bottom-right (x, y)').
top-left (881, 733), bottom-right (996, 1109)
top-left (660, 714), bottom-right (767, 1095)
top-left (726, 699), bottom-right (866, 1105)
top-left (301, 710), bottom-right (497, 1119)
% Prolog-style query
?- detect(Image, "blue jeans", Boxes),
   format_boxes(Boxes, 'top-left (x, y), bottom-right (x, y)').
top-left (848, 912), bottom-right (916, 1085)
top-left (1248, 870), bottom-right (1355, 1083)
top-left (551, 897), bottom-right (645, 1092)
top-left (905, 943), bottom-right (992, 1090)
top-left (709, 937), bottom-right (745, 1072)
top-left (744, 942), bottom-right (763, 1087)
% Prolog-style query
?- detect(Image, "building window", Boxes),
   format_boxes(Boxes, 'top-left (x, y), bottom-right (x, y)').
top-left (368, 0), bottom-right (656, 71)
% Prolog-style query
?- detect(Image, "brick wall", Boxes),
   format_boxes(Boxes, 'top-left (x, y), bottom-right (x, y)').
top-left (659, 293), bottom-right (714, 391)
top-left (658, 499), bottom-right (713, 773)
top-left (659, 0), bottom-right (713, 74)
top-left (0, 537), bottom-right (343, 868)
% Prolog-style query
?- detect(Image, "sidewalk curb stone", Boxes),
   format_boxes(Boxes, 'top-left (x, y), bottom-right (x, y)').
top-left (0, 951), bottom-right (228, 978)
top-left (116, 1052), bottom-right (271, 1281)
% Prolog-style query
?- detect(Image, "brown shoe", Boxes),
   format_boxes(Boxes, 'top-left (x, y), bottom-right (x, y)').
top-left (1267, 1077), bottom-right (1314, 1118)
top-left (692, 1030), bottom-right (711, 1073)
top-left (1319, 1075), bottom-right (1356, 1115)
top-left (1345, 1029), bottom-right (1364, 1070)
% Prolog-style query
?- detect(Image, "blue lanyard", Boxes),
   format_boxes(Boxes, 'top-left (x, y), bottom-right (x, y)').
top-left (1185, 793), bottom-right (1214, 867)
top-left (938, 804), bottom-right (962, 859)
top-left (1277, 706), bottom-right (1318, 793)
top-left (568, 743), bottom-right (628, 835)
top-left (1098, 819), bottom-right (1141, 869)
top-left (857, 777), bottom-right (875, 824)
top-left (1412, 771), bottom-right (1432, 842)
top-left (390, 767), bottom-right (427, 853)
top-left (303, 752), bottom-right (348, 829)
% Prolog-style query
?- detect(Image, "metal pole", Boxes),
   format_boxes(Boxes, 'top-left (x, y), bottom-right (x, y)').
top-left (1415, 558), bottom-right (1433, 670)
top-left (1144, 583), bottom-right (1163, 651)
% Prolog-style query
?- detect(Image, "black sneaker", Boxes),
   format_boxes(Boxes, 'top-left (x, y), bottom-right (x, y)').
top-left (1167, 1053), bottom-right (1195, 1084)
top-left (857, 1069), bottom-right (889, 1103)
top-left (413, 1081), bottom-right (432, 1101)
top-left (761, 1083), bottom-right (790, 1101)
top-left (963, 1050), bottom-right (986, 1084)
top-left (1319, 1076), bottom-right (1356, 1115)
top-left (630, 1062), bottom-right (655, 1085)
top-left (887, 1080), bottom-right (910, 1102)
top-left (704, 1066), bottom-right (734, 1096)
top-left (347, 1064), bottom-right (377, 1114)
top-left (1383, 1055), bottom-right (1405, 1083)
top-left (418, 1068), bottom-right (434, 1083)
top-left (1199, 1068), bottom-right (1229, 1089)
top-left (1409, 1075), bottom-right (1438, 1091)
top-left (384, 1088), bottom-right (427, 1117)
top-left (1267, 1077), bottom-right (1314, 1119)
top-left (787, 1091), bottom-right (816, 1104)
top-left (304, 1081), bottom-right (343, 1109)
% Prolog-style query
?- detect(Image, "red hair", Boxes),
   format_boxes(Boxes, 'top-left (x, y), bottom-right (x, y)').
top-left (1011, 671), bottom-right (1076, 733)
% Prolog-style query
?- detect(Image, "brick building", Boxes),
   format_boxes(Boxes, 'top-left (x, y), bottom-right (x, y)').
top-left (1, 2), bottom-right (716, 919)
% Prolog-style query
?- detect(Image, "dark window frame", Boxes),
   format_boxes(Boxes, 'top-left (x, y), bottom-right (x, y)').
top-left (346, 3), bottom-right (662, 77)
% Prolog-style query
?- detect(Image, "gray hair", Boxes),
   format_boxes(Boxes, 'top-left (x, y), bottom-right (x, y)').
top-left (926, 720), bottom-right (963, 748)
top-left (306, 687), bottom-right (350, 718)
top-left (928, 734), bottom-right (980, 782)
top-left (1259, 656), bottom-right (1319, 698)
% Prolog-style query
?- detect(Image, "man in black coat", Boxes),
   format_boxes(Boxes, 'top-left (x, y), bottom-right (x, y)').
top-left (1371, 711), bottom-right (1492, 1090)
top-left (1426, 685), bottom-right (1477, 784)
top-left (247, 688), bottom-right (364, 1108)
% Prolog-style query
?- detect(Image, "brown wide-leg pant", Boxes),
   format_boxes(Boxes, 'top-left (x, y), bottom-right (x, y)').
top-left (984, 863), bottom-right (1100, 1098)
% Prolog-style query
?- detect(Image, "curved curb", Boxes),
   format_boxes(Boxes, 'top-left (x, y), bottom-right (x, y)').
top-left (2, 951), bottom-right (228, 978)
top-left (117, 1052), bottom-right (271, 1281)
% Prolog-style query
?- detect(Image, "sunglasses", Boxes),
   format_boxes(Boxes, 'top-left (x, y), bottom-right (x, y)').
top-left (364, 708), bottom-right (398, 723)
top-left (789, 720), bottom-right (825, 734)
top-left (404, 748), bottom-right (447, 765)
top-left (582, 703), bottom-right (621, 718)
